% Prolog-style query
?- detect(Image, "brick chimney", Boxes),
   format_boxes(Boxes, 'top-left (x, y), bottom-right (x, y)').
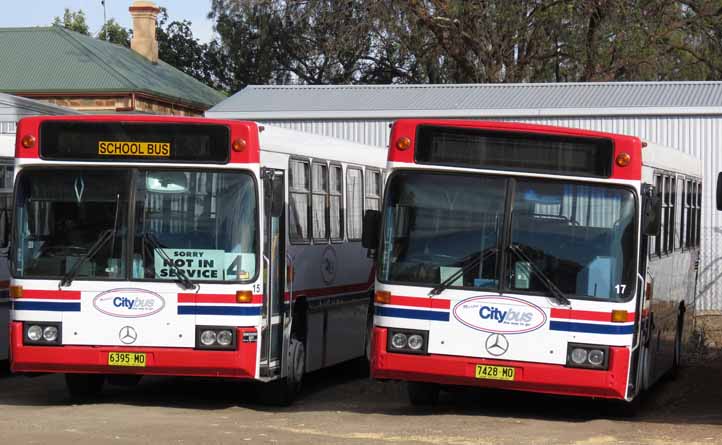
top-left (129, 0), bottom-right (160, 64)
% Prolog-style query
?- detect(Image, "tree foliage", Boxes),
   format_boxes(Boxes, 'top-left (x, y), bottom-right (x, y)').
top-left (207, 0), bottom-right (722, 91)
top-left (51, 2), bottom-right (722, 94)
top-left (98, 19), bottom-right (131, 47)
top-left (53, 8), bottom-right (91, 35)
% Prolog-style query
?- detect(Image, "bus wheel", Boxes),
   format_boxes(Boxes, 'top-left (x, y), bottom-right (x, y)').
top-left (65, 374), bottom-right (105, 400)
top-left (670, 314), bottom-right (684, 380)
top-left (607, 395), bottom-right (642, 418)
top-left (263, 337), bottom-right (305, 406)
top-left (407, 381), bottom-right (440, 406)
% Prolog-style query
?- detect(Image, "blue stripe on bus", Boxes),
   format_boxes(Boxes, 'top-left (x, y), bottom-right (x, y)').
top-left (549, 320), bottom-right (634, 335)
top-left (177, 305), bottom-right (262, 316)
top-left (375, 306), bottom-right (449, 322)
top-left (13, 301), bottom-right (81, 312)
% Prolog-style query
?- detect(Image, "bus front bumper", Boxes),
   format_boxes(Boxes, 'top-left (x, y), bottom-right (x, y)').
top-left (371, 327), bottom-right (630, 400)
top-left (9, 322), bottom-right (258, 379)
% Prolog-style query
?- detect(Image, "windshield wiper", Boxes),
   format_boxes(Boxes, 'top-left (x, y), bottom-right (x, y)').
top-left (507, 243), bottom-right (570, 306)
top-left (142, 232), bottom-right (196, 291)
top-left (428, 248), bottom-right (497, 297)
top-left (59, 229), bottom-right (113, 288)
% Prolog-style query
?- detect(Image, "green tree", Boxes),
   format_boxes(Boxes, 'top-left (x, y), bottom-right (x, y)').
top-left (53, 8), bottom-right (90, 35)
top-left (98, 18), bottom-right (131, 47)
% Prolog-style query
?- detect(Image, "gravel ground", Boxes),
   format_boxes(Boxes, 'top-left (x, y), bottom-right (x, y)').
top-left (0, 354), bottom-right (721, 445)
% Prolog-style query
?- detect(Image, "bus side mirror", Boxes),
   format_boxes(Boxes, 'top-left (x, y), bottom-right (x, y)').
top-left (641, 184), bottom-right (661, 236)
top-left (361, 210), bottom-right (381, 251)
top-left (717, 172), bottom-right (722, 210)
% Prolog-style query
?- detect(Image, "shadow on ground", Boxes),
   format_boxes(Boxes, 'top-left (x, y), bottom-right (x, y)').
top-left (1, 352), bottom-right (721, 428)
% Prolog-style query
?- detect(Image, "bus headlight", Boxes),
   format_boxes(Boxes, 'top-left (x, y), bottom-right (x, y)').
top-left (200, 330), bottom-right (217, 346)
top-left (566, 343), bottom-right (609, 370)
top-left (387, 329), bottom-right (428, 355)
top-left (27, 325), bottom-right (43, 341)
top-left (216, 330), bottom-right (233, 346)
top-left (407, 334), bottom-right (424, 350)
top-left (43, 326), bottom-right (59, 342)
top-left (391, 332), bottom-right (407, 349)
top-left (196, 326), bottom-right (236, 350)
top-left (23, 322), bottom-right (61, 345)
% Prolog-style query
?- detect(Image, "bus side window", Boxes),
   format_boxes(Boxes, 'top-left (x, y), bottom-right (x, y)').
top-left (312, 161), bottom-right (329, 242)
top-left (653, 174), bottom-right (662, 257)
top-left (346, 167), bottom-right (363, 241)
top-left (365, 169), bottom-right (381, 211)
top-left (329, 164), bottom-right (343, 241)
top-left (289, 159), bottom-right (310, 243)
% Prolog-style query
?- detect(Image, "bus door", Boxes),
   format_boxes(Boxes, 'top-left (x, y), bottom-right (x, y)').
top-left (260, 168), bottom-right (286, 376)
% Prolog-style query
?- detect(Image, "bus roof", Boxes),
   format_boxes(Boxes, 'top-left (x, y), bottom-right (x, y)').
top-left (0, 134), bottom-right (14, 158)
top-left (642, 141), bottom-right (702, 178)
top-left (259, 125), bottom-right (388, 168)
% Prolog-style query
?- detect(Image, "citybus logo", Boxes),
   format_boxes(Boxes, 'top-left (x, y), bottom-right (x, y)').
top-left (452, 296), bottom-right (547, 334)
top-left (93, 288), bottom-right (165, 318)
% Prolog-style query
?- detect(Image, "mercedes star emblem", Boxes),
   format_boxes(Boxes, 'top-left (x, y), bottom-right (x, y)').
top-left (485, 333), bottom-right (509, 356)
top-left (119, 326), bottom-right (138, 345)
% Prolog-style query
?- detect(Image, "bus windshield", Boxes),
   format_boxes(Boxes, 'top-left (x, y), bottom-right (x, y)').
top-left (379, 171), bottom-right (637, 301)
top-left (12, 168), bottom-right (258, 283)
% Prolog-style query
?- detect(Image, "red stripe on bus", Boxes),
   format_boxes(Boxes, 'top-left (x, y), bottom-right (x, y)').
top-left (550, 308), bottom-right (635, 323)
top-left (177, 293), bottom-right (262, 304)
top-left (21, 289), bottom-right (81, 300)
top-left (378, 295), bottom-right (451, 310)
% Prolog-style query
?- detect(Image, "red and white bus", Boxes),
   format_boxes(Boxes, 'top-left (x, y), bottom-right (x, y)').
top-left (8, 115), bottom-right (386, 403)
top-left (365, 119), bottom-right (701, 410)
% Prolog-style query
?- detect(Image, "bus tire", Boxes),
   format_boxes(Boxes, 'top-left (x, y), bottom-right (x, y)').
top-left (65, 373), bottom-right (104, 400)
top-left (407, 381), bottom-right (440, 406)
top-left (608, 395), bottom-right (642, 418)
top-left (670, 312), bottom-right (684, 380)
top-left (263, 337), bottom-right (305, 406)
top-left (354, 303), bottom-right (374, 378)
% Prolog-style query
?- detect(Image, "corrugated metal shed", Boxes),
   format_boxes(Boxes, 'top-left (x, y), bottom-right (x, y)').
top-left (208, 82), bottom-right (722, 119)
top-left (0, 92), bottom-right (78, 134)
top-left (207, 82), bottom-right (722, 314)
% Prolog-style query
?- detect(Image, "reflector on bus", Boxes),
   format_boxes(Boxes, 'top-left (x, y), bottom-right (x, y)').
top-left (39, 121), bottom-right (230, 164)
top-left (415, 125), bottom-right (614, 178)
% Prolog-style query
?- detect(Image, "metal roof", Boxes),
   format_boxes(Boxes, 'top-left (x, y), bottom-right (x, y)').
top-left (0, 92), bottom-right (78, 134)
top-left (0, 27), bottom-right (225, 110)
top-left (207, 83), bottom-right (722, 119)
top-left (0, 92), bottom-right (77, 116)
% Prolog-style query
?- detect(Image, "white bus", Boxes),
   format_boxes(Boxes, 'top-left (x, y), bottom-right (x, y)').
top-left (8, 115), bottom-right (386, 403)
top-left (365, 119), bottom-right (701, 412)
top-left (0, 134), bottom-right (13, 363)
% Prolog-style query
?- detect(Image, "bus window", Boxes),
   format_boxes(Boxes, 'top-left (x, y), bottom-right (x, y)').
top-left (132, 170), bottom-right (258, 282)
top-left (289, 159), bottom-right (310, 243)
top-left (508, 180), bottom-right (636, 300)
top-left (346, 167), bottom-right (363, 240)
top-left (330, 164), bottom-right (343, 241)
top-left (365, 169), bottom-right (382, 212)
top-left (312, 162), bottom-right (328, 241)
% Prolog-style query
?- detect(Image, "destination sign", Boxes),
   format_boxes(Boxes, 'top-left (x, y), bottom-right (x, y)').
top-left (98, 141), bottom-right (170, 157)
top-left (415, 125), bottom-right (614, 178)
top-left (40, 121), bottom-right (230, 163)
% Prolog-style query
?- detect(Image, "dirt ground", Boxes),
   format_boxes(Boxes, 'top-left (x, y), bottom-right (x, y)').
top-left (0, 353), bottom-right (721, 445)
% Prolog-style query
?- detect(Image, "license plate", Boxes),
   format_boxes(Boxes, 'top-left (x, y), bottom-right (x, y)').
top-left (475, 364), bottom-right (515, 381)
top-left (108, 352), bottom-right (146, 367)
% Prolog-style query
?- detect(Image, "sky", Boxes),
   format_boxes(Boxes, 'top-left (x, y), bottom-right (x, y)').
top-left (0, 0), bottom-right (217, 43)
